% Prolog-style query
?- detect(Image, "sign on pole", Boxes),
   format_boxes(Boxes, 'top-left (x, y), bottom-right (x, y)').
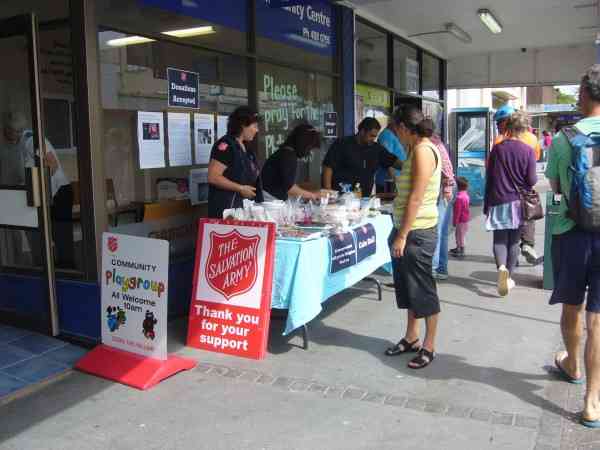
top-left (187, 219), bottom-right (276, 360)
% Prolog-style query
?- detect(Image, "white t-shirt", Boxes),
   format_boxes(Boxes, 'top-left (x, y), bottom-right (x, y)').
top-left (21, 130), bottom-right (69, 197)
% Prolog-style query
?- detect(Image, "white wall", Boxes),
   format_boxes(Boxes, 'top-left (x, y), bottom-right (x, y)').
top-left (448, 44), bottom-right (595, 89)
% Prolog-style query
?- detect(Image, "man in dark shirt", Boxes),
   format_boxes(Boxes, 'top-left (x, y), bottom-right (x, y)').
top-left (322, 118), bottom-right (402, 196)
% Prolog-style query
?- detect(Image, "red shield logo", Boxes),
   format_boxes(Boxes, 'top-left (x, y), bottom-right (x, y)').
top-left (205, 230), bottom-right (260, 301)
top-left (107, 236), bottom-right (118, 253)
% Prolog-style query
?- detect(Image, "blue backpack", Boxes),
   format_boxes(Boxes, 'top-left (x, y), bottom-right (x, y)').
top-left (563, 126), bottom-right (600, 231)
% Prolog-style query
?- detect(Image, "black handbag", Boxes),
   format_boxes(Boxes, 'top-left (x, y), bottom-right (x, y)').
top-left (498, 154), bottom-right (544, 221)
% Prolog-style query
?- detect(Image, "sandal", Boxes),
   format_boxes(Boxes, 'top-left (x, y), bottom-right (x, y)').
top-left (408, 348), bottom-right (435, 369)
top-left (385, 338), bottom-right (421, 356)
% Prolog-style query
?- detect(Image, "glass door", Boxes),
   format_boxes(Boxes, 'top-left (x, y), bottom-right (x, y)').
top-left (0, 14), bottom-right (58, 335)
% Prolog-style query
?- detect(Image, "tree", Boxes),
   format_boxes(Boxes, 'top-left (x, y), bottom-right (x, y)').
top-left (555, 89), bottom-right (577, 105)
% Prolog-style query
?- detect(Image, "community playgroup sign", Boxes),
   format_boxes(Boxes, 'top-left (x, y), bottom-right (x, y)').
top-left (101, 233), bottom-right (169, 360)
top-left (187, 219), bottom-right (276, 360)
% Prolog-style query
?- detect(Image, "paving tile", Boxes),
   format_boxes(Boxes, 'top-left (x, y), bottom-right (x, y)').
top-left (492, 412), bottom-right (515, 426)
top-left (383, 395), bottom-right (407, 407)
top-left (0, 373), bottom-right (27, 397)
top-left (0, 326), bottom-right (32, 344)
top-left (515, 415), bottom-right (540, 430)
top-left (9, 334), bottom-right (66, 355)
top-left (342, 387), bottom-right (367, 400)
top-left (43, 345), bottom-right (87, 367)
top-left (445, 405), bottom-right (472, 419)
top-left (307, 383), bottom-right (328, 395)
top-left (362, 392), bottom-right (386, 404)
top-left (1, 355), bottom-right (68, 383)
top-left (0, 344), bottom-right (36, 369)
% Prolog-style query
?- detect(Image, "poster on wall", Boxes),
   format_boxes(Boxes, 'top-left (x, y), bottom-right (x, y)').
top-left (187, 219), bottom-right (276, 360)
top-left (137, 111), bottom-right (166, 169)
top-left (217, 115), bottom-right (229, 141)
top-left (167, 67), bottom-right (199, 109)
top-left (324, 112), bottom-right (337, 138)
top-left (189, 168), bottom-right (209, 206)
top-left (194, 113), bottom-right (215, 165)
top-left (101, 233), bottom-right (169, 360)
top-left (167, 112), bottom-right (192, 167)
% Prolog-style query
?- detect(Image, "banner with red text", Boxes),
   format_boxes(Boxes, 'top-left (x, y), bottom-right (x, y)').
top-left (187, 220), bottom-right (276, 360)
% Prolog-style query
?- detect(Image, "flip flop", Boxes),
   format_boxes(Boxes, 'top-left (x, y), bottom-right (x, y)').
top-left (581, 417), bottom-right (600, 428)
top-left (554, 354), bottom-right (584, 384)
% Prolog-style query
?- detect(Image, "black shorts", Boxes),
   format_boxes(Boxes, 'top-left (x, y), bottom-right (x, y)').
top-left (550, 227), bottom-right (600, 312)
top-left (389, 227), bottom-right (440, 318)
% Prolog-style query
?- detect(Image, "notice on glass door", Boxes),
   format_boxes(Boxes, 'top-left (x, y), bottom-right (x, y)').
top-left (194, 113), bottom-right (214, 165)
top-left (167, 112), bottom-right (192, 167)
top-left (137, 111), bottom-right (166, 169)
top-left (217, 115), bottom-right (228, 141)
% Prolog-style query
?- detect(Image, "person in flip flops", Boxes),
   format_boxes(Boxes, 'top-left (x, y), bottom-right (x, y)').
top-left (546, 65), bottom-right (600, 428)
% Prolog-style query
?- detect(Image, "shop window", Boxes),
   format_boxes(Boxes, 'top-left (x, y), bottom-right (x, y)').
top-left (257, 63), bottom-right (336, 188)
top-left (44, 98), bottom-right (75, 150)
top-left (256, 0), bottom-right (336, 72)
top-left (356, 21), bottom-right (387, 87)
top-left (393, 40), bottom-right (419, 95)
top-left (96, 0), bottom-right (248, 54)
top-left (98, 31), bottom-right (248, 225)
top-left (422, 100), bottom-right (445, 139)
top-left (422, 53), bottom-right (441, 100)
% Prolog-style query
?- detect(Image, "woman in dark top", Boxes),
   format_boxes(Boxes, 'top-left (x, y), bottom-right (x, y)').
top-left (484, 110), bottom-right (537, 297)
top-left (207, 106), bottom-right (262, 218)
top-left (261, 124), bottom-right (322, 201)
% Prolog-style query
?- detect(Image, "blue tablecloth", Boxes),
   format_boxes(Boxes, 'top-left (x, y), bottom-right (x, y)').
top-left (272, 214), bottom-right (394, 335)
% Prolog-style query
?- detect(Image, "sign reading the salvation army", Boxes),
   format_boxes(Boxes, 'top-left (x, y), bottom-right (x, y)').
top-left (324, 112), bottom-right (337, 138)
top-left (101, 233), bottom-right (169, 360)
top-left (167, 67), bottom-right (199, 109)
top-left (187, 219), bottom-right (276, 360)
top-left (329, 231), bottom-right (357, 273)
top-left (355, 224), bottom-right (376, 263)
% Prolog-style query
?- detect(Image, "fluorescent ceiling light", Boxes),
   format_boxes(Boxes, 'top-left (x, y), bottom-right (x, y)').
top-left (161, 26), bottom-right (216, 38)
top-left (106, 35), bottom-right (155, 47)
top-left (478, 9), bottom-right (503, 34)
top-left (444, 23), bottom-right (472, 43)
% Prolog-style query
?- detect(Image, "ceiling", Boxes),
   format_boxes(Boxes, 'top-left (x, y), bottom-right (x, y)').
top-left (343, 0), bottom-right (600, 58)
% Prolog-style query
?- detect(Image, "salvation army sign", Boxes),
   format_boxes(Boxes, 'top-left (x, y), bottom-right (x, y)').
top-left (101, 233), bottom-right (169, 360)
top-left (167, 67), bottom-right (199, 109)
top-left (205, 229), bottom-right (260, 300)
top-left (187, 219), bottom-right (276, 360)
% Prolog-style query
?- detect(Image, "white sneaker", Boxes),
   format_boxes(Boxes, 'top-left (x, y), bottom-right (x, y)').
top-left (507, 278), bottom-right (516, 292)
top-left (521, 245), bottom-right (539, 264)
top-left (498, 265), bottom-right (510, 297)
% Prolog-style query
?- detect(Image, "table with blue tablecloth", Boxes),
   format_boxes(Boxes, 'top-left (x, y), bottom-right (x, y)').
top-left (271, 214), bottom-right (394, 341)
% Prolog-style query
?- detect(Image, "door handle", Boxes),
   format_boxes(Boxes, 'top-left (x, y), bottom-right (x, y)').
top-left (25, 166), bottom-right (42, 208)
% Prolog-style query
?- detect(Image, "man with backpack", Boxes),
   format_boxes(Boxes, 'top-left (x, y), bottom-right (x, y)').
top-left (546, 65), bottom-right (600, 428)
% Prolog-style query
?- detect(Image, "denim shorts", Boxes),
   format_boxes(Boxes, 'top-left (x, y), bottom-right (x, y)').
top-left (550, 227), bottom-right (600, 312)
top-left (389, 227), bottom-right (440, 318)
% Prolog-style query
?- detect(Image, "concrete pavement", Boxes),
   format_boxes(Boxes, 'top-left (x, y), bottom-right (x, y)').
top-left (1, 202), bottom-right (599, 449)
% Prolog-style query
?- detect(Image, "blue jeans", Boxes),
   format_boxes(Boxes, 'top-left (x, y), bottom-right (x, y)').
top-left (433, 197), bottom-right (452, 274)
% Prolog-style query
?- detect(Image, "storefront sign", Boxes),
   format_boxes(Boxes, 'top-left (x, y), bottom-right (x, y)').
top-left (355, 224), bottom-right (376, 263)
top-left (101, 233), bottom-right (169, 360)
top-left (324, 112), bottom-right (337, 138)
top-left (187, 220), bottom-right (276, 360)
top-left (167, 68), bottom-right (199, 109)
top-left (257, 0), bottom-right (336, 56)
top-left (141, 0), bottom-right (247, 31)
top-left (356, 84), bottom-right (391, 109)
top-left (329, 232), bottom-right (357, 273)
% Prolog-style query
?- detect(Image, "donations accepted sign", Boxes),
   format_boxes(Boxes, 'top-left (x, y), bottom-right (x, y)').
top-left (101, 233), bottom-right (169, 360)
top-left (187, 219), bottom-right (276, 360)
top-left (167, 67), bottom-right (199, 109)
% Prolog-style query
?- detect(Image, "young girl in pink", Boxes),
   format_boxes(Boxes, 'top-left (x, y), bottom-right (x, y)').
top-left (450, 177), bottom-right (470, 258)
